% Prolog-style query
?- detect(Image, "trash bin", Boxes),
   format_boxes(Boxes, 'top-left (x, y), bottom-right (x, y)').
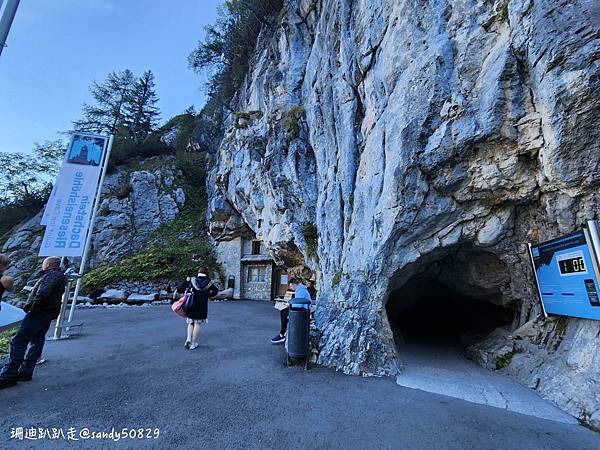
top-left (285, 297), bottom-right (311, 369)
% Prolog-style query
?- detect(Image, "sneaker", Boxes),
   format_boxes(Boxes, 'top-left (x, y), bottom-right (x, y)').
top-left (17, 372), bottom-right (33, 382)
top-left (184, 341), bottom-right (191, 349)
top-left (271, 334), bottom-right (285, 344)
top-left (0, 375), bottom-right (17, 389)
top-left (189, 342), bottom-right (199, 350)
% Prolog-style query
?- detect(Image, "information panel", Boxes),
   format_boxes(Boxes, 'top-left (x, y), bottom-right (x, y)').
top-left (529, 229), bottom-right (600, 321)
top-left (39, 133), bottom-right (108, 257)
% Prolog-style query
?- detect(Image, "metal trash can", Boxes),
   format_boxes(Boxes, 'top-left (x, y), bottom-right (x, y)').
top-left (285, 297), bottom-right (311, 369)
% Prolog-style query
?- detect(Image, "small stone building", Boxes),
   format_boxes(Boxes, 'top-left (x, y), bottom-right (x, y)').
top-left (215, 237), bottom-right (288, 301)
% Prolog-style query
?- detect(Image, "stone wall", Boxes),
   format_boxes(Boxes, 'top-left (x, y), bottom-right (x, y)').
top-left (106, 280), bottom-right (172, 296)
top-left (215, 238), bottom-right (243, 299)
top-left (241, 263), bottom-right (274, 301)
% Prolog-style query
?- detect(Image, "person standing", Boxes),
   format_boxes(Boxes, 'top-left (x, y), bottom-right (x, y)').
top-left (184, 267), bottom-right (218, 350)
top-left (271, 287), bottom-right (294, 344)
top-left (0, 257), bottom-right (66, 389)
top-left (271, 278), bottom-right (312, 344)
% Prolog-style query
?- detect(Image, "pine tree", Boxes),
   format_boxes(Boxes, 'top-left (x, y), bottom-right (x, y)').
top-left (73, 69), bottom-right (136, 134)
top-left (0, 140), bottom-right (65, 204)
top-left (123, 70), bottom-right (160, 143)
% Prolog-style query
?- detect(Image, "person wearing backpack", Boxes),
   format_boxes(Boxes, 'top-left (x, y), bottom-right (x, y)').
top-left (183, 267), bottom-right (218, 350)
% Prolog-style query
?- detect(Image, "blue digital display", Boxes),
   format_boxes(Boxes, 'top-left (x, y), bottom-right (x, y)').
top-left (530, 230), bottom-right (600, 321)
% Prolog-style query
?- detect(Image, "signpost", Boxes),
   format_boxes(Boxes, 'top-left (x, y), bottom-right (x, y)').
top-left (67, 134), bottom-right (113, 324)
top-left (529, 220), bottom-right (600, 321)
top-left (0, 0), bottom-right (20, 57)
top-left (38, 132), bottom-right (113, 338)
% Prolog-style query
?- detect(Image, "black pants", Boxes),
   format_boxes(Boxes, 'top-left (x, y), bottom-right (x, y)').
top-left (1, 311), bottom-right (55, 378)
top-left (280, 308), bottom-right (289, 336)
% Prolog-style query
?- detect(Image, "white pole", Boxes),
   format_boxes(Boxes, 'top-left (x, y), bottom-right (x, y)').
top-left (67, 134), bottom-right (114, 323)
top-left (53, 279), bottom-right (72, 339)
top-left (0, 0), bottom-right (20, 56)
top-left (587, 220), bottom-right (600, 265)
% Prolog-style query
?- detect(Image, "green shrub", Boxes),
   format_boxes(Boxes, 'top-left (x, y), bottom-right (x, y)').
top-left (234, 111), bottom-right (263, 129)
top-left (283, 106), bottom-right (305, 141)
top-left (498, 3), bottom-right (509, 23)
top-left (174, 151), bottom-right (207, 211)
top-left (0, 328), bottom-right (17, 357)
top-left (495, 349), bottom-right (518, 370)
top-left (160, 112), bottom-right (197, 152)
top-left (105, 112), bottom-right (199, 174)
top-left (332, 270), bottom-right (343, 288)
top-left (234, 112), bottom-right (252, 129)
top-left (0, 185), bottom-right (52, 242)
top-left (83, 239), bottom-right (219, 293)
top-left (301, 221), bottom-right (318, 257)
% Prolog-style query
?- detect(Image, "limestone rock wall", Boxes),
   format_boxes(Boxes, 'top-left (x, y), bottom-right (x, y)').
top-left (207, 0), bottom-right (600, 425)
top-left (90, 156), bottom-right (186, 268)
top-left (0, 212), bottom-right (45, 302)
top-left (1, 156), bottom-right (186, 300)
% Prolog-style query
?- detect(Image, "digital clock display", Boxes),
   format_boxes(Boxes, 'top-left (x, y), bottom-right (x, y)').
top-left (557, 252), bottom-right (587, 275)
top-left (558, 258), bottom-right (585, 273)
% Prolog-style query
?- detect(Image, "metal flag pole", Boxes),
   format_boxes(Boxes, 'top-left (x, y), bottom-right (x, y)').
top-left (48, 257), bottom-right (70, 340)
top-left (67, 134), bottom-right (114, 323)
top-left (587, 220), bottom-right (600, 264)
top-left (0, 0), bottom-right (20, 56)
top-left (52, 278), bottom-right (72, 340)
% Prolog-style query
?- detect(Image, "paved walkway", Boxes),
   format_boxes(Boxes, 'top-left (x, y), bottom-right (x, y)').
top-left (0, 301), bottom-right (598, 449)
top-left (395, 343), bottom-right (577, 424)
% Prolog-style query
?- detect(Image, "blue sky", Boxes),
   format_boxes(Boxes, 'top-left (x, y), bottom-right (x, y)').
top-left (0, 0), bottom-right (222, 154)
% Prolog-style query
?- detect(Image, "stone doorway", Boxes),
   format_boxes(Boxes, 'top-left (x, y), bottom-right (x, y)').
top-left (272, 268), bottom-right (289, 300)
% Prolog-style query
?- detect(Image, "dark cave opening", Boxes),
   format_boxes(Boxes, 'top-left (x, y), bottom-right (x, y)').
top-left (385, 247), bottom-right (517, 348)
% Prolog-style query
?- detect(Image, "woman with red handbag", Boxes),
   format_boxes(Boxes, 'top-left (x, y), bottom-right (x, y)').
top-left (182, 267), bottom-right (219, 350)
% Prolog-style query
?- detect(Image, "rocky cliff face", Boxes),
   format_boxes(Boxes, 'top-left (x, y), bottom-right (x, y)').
top-left (207, 0), bottom-right (600, 426)
top-left (1, 155), bottom-right (186, 300)
top-left (90, 157), bottom-right (185, 268)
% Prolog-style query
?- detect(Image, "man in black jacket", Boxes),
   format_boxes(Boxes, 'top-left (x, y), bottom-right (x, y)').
top-left (0, 257), bottom-right (66, 389)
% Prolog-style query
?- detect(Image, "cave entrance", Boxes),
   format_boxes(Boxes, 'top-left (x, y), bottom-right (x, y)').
top-left (385, 246), bottom-right (516, 350)
top-left (386, 247), bottom-right (577, 422)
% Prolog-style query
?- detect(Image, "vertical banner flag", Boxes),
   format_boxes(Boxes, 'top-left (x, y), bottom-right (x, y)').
top-left (39, 183), bottom-right (56, 225)
top-left (39, 133), bottom-right (108, 257)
